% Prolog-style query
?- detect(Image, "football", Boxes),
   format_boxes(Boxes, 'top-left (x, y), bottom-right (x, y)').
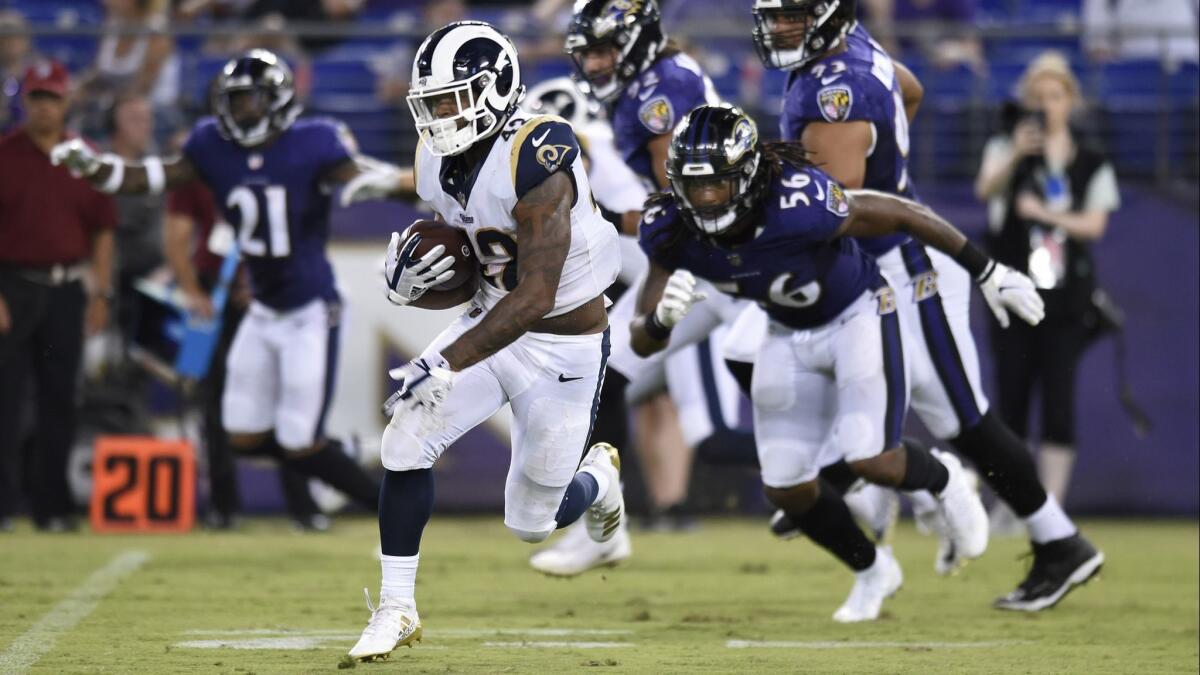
top-left (401, 219), bottom-right (477, 291)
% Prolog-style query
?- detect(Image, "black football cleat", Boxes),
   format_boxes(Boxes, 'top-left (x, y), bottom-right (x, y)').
top-left (993, 534), bottom-right (1104, 612)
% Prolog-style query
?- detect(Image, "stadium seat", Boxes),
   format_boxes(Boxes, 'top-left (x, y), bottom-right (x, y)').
top-left (312, 59), bottom-right (377, 96)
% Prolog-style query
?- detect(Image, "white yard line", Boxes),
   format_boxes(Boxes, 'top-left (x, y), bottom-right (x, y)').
top-left (483, 641), bottom-right (634, 649)
top-left (726, 640), bottom-right (1033, 650)
top-left (182, 628), bottom-right (634, 637)
top-left (0, 550), bottom-right (149, 674)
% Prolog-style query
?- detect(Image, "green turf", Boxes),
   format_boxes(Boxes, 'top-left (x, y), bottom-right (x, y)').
top-left (0, 517), bottom-right (1196, 674)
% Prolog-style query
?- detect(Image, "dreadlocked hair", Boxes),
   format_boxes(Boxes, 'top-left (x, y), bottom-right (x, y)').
top-left (761, 141), bottom-right (815, 177)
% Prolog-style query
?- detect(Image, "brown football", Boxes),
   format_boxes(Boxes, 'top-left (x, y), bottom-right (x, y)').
top-left (401, 219), bottom-right (476, 291)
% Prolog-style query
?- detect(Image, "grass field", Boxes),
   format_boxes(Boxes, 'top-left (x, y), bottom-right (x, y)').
top-left (0, 517), bottom-right (1196, 674)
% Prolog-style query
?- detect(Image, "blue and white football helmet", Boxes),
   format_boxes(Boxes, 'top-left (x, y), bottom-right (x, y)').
top-left (407, 21), bottom-right (525, 157)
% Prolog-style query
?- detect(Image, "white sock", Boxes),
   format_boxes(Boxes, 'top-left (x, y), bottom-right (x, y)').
top-left (1023, 496), bottom-right (1077, 544)
top-left (579, 467), bottom-right (611, 505)
top-left (380, 553), bottom-right (419, 605)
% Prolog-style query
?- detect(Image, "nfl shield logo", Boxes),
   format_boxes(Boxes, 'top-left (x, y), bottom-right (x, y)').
top-left (727, 253), bottom-right (742, 267)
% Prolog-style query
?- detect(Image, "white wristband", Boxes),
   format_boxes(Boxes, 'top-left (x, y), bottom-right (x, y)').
top-left (144, 157), bottom-right (165, 195)
top-left (98, 154), bottom-right (125, 194)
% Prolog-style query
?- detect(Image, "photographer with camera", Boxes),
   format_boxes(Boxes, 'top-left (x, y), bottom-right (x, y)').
top-left (974, 51), bottom-right (1121, 506)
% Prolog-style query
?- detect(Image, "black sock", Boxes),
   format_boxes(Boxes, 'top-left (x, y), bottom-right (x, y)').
top-left (379, 468), bottom-right (433, 556)
top-left (278, 464), bottom-right (321, 519)
top-left (818, 460), bottom-right (858, 495)
top-left (724, 359), bottom-right (754, 397)
top-left (553, 472), bottom-right (600, 528)
top-left (897, 438), bottom-right (950, 494)
top-left (589, 369), bottom-right (630, 457)
top-left (285, 439), bottom-right (380, 512)
top-left (791, 485), bottom-right (877, 572)
top-left (951, 411), bottom-right (1047, 517)
top-left (695, 429), bottom-right (759, 467)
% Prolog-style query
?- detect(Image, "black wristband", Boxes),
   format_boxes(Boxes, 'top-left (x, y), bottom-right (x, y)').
top-left (955, 241), bottom-right (995, 281)
top-left (644, 311), bottom-right (673, 341)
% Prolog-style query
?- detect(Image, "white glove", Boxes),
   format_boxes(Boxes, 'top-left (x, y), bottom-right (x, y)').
top-left (655, 269), bottom-right (707, 329)
top-left (49, 138), bottom-right (103, 178)
top-left (340, 167), bottom-right (401, 207)
top-left (383, 230), bottom-right (457, 306)
top-left (978, 262), bottom-right (1045, 328)
top-left (382, 354), bottom-right (454, 420)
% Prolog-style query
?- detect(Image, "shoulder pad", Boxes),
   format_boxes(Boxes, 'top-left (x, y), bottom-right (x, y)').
top-left (509, 115), bottom-right (580, 200)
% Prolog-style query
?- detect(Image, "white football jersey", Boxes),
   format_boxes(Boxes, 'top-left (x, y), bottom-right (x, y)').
top-left (415, 113), bottom-right (620, 318)
top-left (578, 119), bottom-right (648, 215)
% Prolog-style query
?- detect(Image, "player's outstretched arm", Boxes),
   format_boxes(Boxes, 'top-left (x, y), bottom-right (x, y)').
top-left (333, 156), bottom-right (417, 206)
top-left (438, 171), bottom-right (574, 372)
top-left (49, 138), bottom-right (197, 195)
top-left (631, 264), bottom-right (706, 358)
top-left (838, 189), bottom-right (1045, 327)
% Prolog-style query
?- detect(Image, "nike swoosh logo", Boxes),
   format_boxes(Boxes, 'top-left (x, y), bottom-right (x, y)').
top-left (558, 374), bottom-right (584, 383)
top-left (821, 75), bottom-right (842, 85)
top-left (531, 128), bottom-right (551, 147)
top-left (638, 86), bottom-right (657, 101)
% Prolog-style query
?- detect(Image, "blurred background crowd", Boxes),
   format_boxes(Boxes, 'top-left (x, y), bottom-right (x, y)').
top-left (0, 0), bottom-right (1196, 530)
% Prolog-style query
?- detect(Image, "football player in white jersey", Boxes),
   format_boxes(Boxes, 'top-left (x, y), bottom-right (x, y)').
top-left (347, 22), bottom-right (625, 662)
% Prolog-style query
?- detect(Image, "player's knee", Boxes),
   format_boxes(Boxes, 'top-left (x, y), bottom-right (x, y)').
top-left (506, 524), bottom-right (553, 544)
top-left (380, 422), bottom-right (437, 471)
top-left (764, 480), bottom-right (820, 515)
top-left (274, 420), bottom-right (318, 454)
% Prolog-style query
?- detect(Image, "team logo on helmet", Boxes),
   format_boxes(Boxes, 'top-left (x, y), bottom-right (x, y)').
top-left (818, 85), bottom-right (853, 123)
top-left (536, 143), bottom-right (575, 173)
top-left (724, 118), bottom-right (758, 164)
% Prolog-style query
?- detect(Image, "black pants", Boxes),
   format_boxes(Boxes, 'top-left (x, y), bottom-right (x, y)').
top-left (0, 273), bottom-right (85, 523)
top-left (991, 299), bottom-right (1089, 446)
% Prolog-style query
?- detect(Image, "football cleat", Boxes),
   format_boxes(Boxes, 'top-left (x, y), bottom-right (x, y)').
top-left (530, 518), bottom-right (631, 577)
top-left (993, 535), bottom-right (1104, 612)
top-left (348, 589), bottom-right (422, 662)
top-left (580, 443), bottom-right (624, 543)
top-left (833, 545), bottom-right (904, 623)
top-left (932, 450), bottom-right (989, 563)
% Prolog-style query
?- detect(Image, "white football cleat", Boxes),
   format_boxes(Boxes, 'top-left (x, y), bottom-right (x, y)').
top-left (530, 518), bottom-right (632, 577)
top-left (932, 450), bottom-right (989, 563)
top-left (844, 480), bottom-right (900, 543)
top-left (579, 443), bottom-right (624, 543)
top-left (347, 589), bottom-right (422, 662)
top-left (832, 546), bottom-right (903, 623)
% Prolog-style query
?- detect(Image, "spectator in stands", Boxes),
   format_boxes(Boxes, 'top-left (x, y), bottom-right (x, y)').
top-left (79, 0), bottom-right (181, 143)
top-left (974, 51), bottom-right (1120, 504)
top-left (1083, 0), bottom-right (1199, 69)
top-left (861, 0), bottom-right (985, 73)
top-left (106, 93), bottom-right (165, 344)
top-left (0, 61), bottom-right (117, 532)
top-left (1, 10), bottom-right (35, 133)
